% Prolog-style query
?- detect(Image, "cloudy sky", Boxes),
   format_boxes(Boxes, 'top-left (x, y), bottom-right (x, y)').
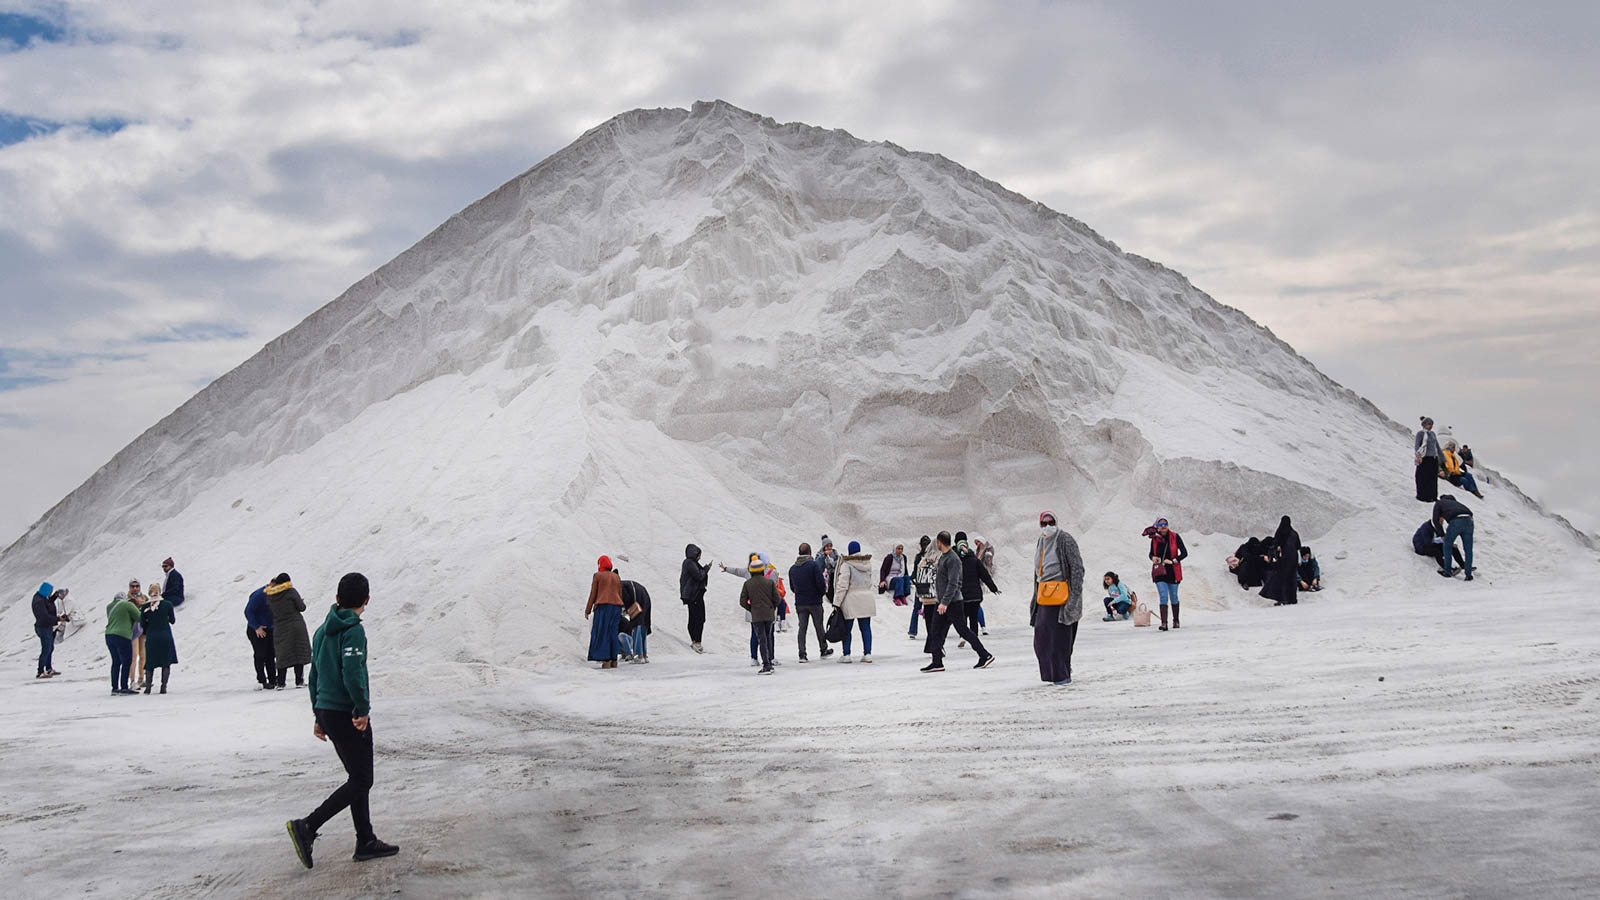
top-left (2, 0), bottom-right (1596, 544)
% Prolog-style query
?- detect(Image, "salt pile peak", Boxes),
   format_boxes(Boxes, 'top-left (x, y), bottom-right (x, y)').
top-left (2, 100), bottom-right (1586, 674)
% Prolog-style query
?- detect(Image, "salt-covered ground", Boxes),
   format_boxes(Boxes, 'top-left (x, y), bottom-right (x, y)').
top-left (6, 557), bottom-right (1599, 899)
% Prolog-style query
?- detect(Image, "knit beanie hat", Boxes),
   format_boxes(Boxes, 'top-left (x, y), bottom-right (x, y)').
top-left (747, 553), bottom-right (766, 574)
top-left (954, 531), bottom-right (967, 545)
top-left (597, 555), bottom-right (613, 571)
top-left (336, 572), bottom-right (369, 609)
top-left (847, 540), bottom-right (861, 554)
top-left (39, 581), bottom-right (53, 597)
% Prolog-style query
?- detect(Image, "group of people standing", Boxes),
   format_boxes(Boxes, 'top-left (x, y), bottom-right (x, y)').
top-left (28, 557), bottom-right (187, 694)
top-left (1414, 417), bottom-right (1479, 581)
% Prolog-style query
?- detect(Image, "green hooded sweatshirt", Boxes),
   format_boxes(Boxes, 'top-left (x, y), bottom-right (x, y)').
top-left (307, 604), bottom-right (370, 717)
top-left (104, 596), bottom-right (141, 640)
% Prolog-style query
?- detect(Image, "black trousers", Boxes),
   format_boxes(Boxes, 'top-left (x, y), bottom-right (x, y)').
top-left (247, 626), bottom-right (277, 685)
top-left (276, 663), bottom-right (305, 688)
top-left (751, 622), bottom-right (775, 667)
top-left (931, 603), bottom-right (987, 664)
top-left (965, 603), bottom-right (983, 636)
top-left (685, 597), bottom-right (706, 643)
top-left (1416, 456), bottom-right (1439, 502)
top-left (307, 708), bottom-right (376, 843)
top-left (796, 606), bottom-right (826, 657)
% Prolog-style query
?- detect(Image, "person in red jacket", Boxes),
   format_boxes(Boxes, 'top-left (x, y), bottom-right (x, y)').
top-left (1145, 518), bottom-right (1188, 631)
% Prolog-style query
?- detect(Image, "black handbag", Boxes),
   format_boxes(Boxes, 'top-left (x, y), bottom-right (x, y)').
top-left (824, 609), bottom-right (849, 644)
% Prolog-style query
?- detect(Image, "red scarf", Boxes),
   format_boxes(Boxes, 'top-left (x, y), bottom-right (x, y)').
top-left (1151, 531), bottom-right (1183, 582)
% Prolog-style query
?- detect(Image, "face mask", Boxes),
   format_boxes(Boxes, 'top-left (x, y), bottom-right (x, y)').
top-left (1040, 525), bottom-right (1059, 538)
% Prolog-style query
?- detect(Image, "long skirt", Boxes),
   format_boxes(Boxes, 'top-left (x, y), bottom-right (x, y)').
top-left (1416, 457), bottom-right (1439, 502)
top-left (588, 605), bottom-right (622, 661)
top-left (1033, 617), bottom-right (1078, 683)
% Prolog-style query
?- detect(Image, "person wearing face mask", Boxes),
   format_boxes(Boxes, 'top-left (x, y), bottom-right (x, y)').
top-left (1143, 517), bottom-right (1188, 631)
top-left (1032, 511), bottom-right (1084, 686)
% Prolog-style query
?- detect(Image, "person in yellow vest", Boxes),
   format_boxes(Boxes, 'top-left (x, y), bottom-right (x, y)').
top-left (1441, 441), bottom-right (1484, 498)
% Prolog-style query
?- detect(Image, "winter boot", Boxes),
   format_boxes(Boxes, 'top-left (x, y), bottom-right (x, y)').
top-left (1172, 604), bottom-right (1180, 629)
top-left (1159, 605), bottom-right (1169, 632)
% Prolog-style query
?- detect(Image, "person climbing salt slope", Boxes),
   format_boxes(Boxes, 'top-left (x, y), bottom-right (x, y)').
top-left (32, 581), bottom-right (65, 679)
top-left (104, 587), bottom-right (141, 695)
top-left (139, 584), bottom-right (179, 695)
top-left (1031, 511), bottom-right (1082, 685)
top-left (1433, 494), bottom-right (1476, 580)
top-left (739, 554), bottom-right (781, 674)
top-left (267, 574), bottom-right (313, 689)
top-left (286, 572), bottom-right (399, 869)
top-left (679, 544), bottom-right (711, 654)
top-left (246, 584), bottom-right (278, 689)
top-left (1145, 518), bottom-right (1188, 631)
top-left (788, 544), bottom-right (832, 662)
top-left (929, 531), bottom-right (993, 672)
top-left (1412, 520), bottom-right (1465, 570)
top-left (832, 542), bottom-right (877, 663)
top-left (1297, 547), bottom-right (1322, 592)
top-left (1441, 441), bottom-right (1484, 499)
top-left (954, 531), bottom-right (1000, 644)
top-left (1102, 572), bottom-right (1134, 621)
top-left (585, 556), bottom-right (624, 669)
top-left (1260, 517), bottom-right (1302, 606)
top-left (1415, 417), bottom-right (1442, 503)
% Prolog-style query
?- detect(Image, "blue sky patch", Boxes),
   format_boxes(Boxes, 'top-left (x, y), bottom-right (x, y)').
top-left (0, 11), bottom-right (65, 50)
top-left (0, 112), bottom-right (129, 148)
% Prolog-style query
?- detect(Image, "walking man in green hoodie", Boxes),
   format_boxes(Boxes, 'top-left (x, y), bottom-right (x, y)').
top-left (286, 573), bottom-right (399, 868)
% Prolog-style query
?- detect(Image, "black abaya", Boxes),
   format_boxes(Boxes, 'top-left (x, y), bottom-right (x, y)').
top-left (1416, 457), bottom-right (1439, 502)
top-left (1260, 517), bottom-right (1301, 605)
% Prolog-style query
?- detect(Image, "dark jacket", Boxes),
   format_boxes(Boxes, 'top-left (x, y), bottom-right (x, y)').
top-left (163, 569), bottom-right (186, 607)
top-left (740, 574), bottom-right (782, 623)
top-left (621, 581), bottom-right (652, 634)
top-left (934, 549), bottom-right (963, 606)
top-left (958, 548), bottom-right (999, 604)
top-left (141, 599), bottom-right (179, 668)
top-left (1298, 557), bottom-right (1321, 585)
top-left (679, 544), bottom-right (710, 603)
top-left (1148, 530), bottom-right (1189, 584)
top-left (244, 587), bottom-right (273, 630)
top-left (309, 605), bottom-right (370, 717)
top-left (788, 556), bottom-right (827, 606)
top-left (1412, 521), bottom-right (1440, 556)
top-left (266, 583), bottom-right (313, 667)
top-left (1432, 496), bottom-right (1473, 532)
top-left (1234, 538), bottom-right (1266, 588)
top-left (1259, 518), bottom-right (1301, 604)
top-left (32, 590), bottom-right (60, 629)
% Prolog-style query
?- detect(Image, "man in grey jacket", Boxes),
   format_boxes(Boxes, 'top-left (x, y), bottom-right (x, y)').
top-left (925, 531), bottom-right (994, 672)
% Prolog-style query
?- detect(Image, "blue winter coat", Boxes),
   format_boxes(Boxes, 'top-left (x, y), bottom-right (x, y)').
top-left (787, 557), bottom-right (828, 606)
top-left (245, 587), bottom-right (274, 630)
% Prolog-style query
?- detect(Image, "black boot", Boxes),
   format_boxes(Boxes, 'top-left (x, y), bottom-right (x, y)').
top-left (1172, 604), bottom-right (1180, 629)
top-left (1159, 605), bottom-right (1169, 632)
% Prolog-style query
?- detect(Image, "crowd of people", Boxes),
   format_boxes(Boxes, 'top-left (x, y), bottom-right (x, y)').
top-left (1413, 417), bottom-right (1481, 580)
top-left (30, 557), bottom-right (186, 693)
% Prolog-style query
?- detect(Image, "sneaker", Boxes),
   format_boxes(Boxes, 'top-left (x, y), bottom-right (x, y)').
top-left (839, 656), bottom-right (853, 664)
top-left (1438, 568), bottom-right (1454, 578)
top-left (920, 662), bottom-right (945, 673)
top-left (907, 633), bottom-right (918, 639)
top-left (47, 669), bottom-right (60, 676)
top-left (1103, 614), bottom-right (1116, 622)
top-left (692, 643), bottom-right (704, 654)
top-left (275, 684), bottom-right (286, 691)
top-left (975, 655), bottom-right (996, 670)
top-left (286, 819), bottom-right (316, 869)
top-left (759, 666), bottom-right (774, 675)
top-left (638, 656), bottom-right (649, 664)
top-left (821, 648), bottom-right (835, 657)
top-left (981, 630), bottom-right (989, 636)
top-left (37, 672), bottom-right (52, 679)
top-left (1053, 678), bottom-right (1072, 686)
top-left (798, 656), bottom-right (810, 663)
top-left (751, 659), bottom-right (760, 667)
top-left (1464, 572), bottom-right (1474, 582)
top-left (352, 838), bottom-right (399, 862)
top-left (861, 654), bottom-right (873, 663)
top-left (118, 688), bottom-right (139, 695)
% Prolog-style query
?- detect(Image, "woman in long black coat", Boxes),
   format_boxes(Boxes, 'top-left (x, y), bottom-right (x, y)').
top-left (1233, 537), bottom-right (1266, 588)
top-left (1260, 517), bottom-right (1301, 606)
top-left (140, 593), bottom-right (178, 694)
top-left (264, 573), bottom-right (312, 688)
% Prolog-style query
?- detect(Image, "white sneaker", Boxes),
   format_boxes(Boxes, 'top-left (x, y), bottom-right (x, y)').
top-left (839, 655), bottom-right (853, 664)
top-left (751, 659), bottom-right (760, 666)
top-left (861, 654), bottom-right (873, 663)
top-left (692, 643), bottom-right (704, 654)
top-left (981, 629), bottom-right (989, 635)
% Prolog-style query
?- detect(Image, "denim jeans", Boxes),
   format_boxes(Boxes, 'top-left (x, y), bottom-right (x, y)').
top-left (1156, 582), bottom-right (1180, 606)
top-left (630, 625), bottom-right (646, 657)
top-left (908, 601), bottom-right (922, 635)
top-left (105, 634), bottom-right (133, 691)
top-left (841, 617), bottom-right (872, 656)
top-left (35, 625), bottom-right (55, 674)
top-left (1442, 517), bottom-right (1474, 575)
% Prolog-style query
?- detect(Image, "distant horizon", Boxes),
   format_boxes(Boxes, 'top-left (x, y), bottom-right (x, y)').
top-left (4, 3), bottom-right (1597, 544)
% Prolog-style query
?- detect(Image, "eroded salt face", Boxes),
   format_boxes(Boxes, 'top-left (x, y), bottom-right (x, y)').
top-left (1, 101), bottom-right (1586, 672)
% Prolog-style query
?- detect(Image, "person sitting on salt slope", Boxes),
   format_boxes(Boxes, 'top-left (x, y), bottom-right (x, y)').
top-left (1297, 547), bottom-right (1322, 593)
top-left (584, 556), bottom-right (624, 669)
top-left (1415, 417), bottom-right (1442, 503)
top-left (1230, 537), bottom-right (1267, 589)
top-left (1102, 572), bottom-right (1134, 621)
top-left (159, 557), bottom-right (185, 607)
top-left (738, 555), bottom-right (781, 675)
top-left (878, 543), bottom-right (910, 606)
top-left (953, 531), bottom-right (1000, 647)
top-left (832, 541), bottom-right (877, 663)
top-left (1411, 520), bottom-right (1465, 571)
top-left (1144, 518), bottom-right (1188, 630)
top-left (722, 553), bottom-right (784, 666)
top-left (1260, 517), bottom-right (1302, 606)
top-left (1433, 494), bottom-right (1476, 581)
top-left (139, 583), bottom-right (179, 695)
top-left (1441, 441), bottom-right (1484, 499)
